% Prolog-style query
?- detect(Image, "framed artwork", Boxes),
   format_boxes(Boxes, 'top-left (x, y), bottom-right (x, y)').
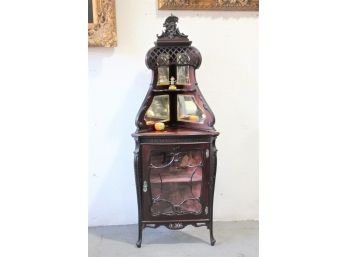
top-left (88, 0), bottom-right (117, 47)
top-left (158, 0), bottom-right (259, 11)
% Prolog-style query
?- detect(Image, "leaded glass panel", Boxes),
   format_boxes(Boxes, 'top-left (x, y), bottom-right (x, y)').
top-left (149, 150), bottom-right (203, 216)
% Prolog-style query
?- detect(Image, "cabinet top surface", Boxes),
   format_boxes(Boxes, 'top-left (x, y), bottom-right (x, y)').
top-left (132, 128), bottom-right (219, 138)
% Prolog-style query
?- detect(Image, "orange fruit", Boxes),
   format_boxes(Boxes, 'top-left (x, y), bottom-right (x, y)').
top-left (154, 122), bottom-right (165, 131)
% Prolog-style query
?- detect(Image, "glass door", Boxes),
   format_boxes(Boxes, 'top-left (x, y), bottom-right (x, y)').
top-left (142, 144), bottom-right (209, 219)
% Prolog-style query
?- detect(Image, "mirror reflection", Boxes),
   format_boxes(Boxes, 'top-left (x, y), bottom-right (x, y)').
top-left (149, 150), bottom-right (203, 216)
top-left (176, 53), bottom-right (190, 85)
top-left (157, 53), bottom-right (170, 86)
top-left (157, 67), bottom-right (169, 85)
top-left (145, 95), bottom-right (170, 125)
top-left (177, 95), bottom-right (206, 123)
top-left (176, 66), bottom-right (190, 85)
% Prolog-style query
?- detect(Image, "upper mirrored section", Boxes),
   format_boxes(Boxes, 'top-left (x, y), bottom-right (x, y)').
top-left (177, 95), bottom-right (206, 123)
top-left (136, 15), bottom-right (217, 131)
top-left (145, 95), bottom-right (170, 125)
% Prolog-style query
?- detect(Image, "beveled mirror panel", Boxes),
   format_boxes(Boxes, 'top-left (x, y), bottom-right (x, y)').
top-left (157, 67), bottom-right (170, 85)
top-left (177, 95), bottom-right (206, 123)
top-left (145, 95), bottom-right (170, 125)
top-left (176, 66), bottom-right (190, 85)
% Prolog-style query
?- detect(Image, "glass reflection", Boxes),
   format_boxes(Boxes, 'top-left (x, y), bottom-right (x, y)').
top-left (157, 53), bottom-right (170, 86)
top-left (157, 67), bottom-right (169, 86)
top-left (149, 150), bottom-right (203, 216)
top-left (177, 95), bottom-right (206, 123)
top-left (176, 53), bottom-right (190, 85)
top-left (145, 95), bottom-right (170, 125)
top-left (176, 66), bottom-right (190, 85)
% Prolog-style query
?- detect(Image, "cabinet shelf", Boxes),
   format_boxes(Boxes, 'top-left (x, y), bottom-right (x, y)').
top-left (152, 88), bottom-right (196, 93)
top-left (150, 167), bottom-right (202, 184)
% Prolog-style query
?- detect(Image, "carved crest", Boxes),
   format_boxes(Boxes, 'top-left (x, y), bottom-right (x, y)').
top-left (157, 15), bottom-right (188, 40)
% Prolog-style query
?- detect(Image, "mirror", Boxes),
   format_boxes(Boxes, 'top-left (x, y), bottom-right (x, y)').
top-left (176, 53), bottom-right (190, 85)
top-left (177, 95), bottom-right (206, 123)
top-left (157, 67), bottom-right (170, 85)
top-left (176, 66), bottom-right (190, 85)
top-left (157, 53), bottom-right (170, 86)
top-left (145, 95), bottom-right (170, 125)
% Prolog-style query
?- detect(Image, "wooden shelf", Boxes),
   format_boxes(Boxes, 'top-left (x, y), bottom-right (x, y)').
top-left (150, 168), bottom-right (202, 184)
top-left (152, 88), bottom-right (196, 93)
top-left (133, 127), bottom-right (219, 137)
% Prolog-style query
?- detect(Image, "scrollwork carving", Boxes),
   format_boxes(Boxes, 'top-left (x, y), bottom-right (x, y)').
top-left (135, 92), bottom-right (153, 129)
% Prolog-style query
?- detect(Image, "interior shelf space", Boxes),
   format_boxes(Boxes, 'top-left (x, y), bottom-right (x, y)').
top-left (150, 167), bottom-right (202, 184)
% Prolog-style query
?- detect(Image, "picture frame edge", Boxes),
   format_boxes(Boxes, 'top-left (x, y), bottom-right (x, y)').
top-left (88, 0), bottom-right (117, 48)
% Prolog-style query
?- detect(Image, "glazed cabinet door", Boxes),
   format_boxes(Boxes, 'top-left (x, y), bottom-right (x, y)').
top-left (141, 143), bottom-right (210, 221)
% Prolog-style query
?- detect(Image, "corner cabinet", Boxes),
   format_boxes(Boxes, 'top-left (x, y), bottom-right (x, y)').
top-left (132, 15), bottom-right (219, 247)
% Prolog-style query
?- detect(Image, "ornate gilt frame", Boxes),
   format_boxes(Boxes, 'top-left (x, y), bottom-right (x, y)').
top-left (158, 0), bottom-right (259, 11)
top-left (88, 0), bottom-right (117, 47)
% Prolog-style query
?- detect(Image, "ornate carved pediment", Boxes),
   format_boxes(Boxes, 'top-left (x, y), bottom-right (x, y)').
top-left (157, 15), bottom-right (188, 40)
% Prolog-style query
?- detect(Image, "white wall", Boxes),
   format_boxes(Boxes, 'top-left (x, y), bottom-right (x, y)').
top-left (89, 0), bottom-right (258, 226)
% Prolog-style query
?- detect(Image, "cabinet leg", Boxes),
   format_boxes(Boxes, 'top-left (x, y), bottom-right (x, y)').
top-left (136, 223), bottom-right (142, 248)
top-left (209, 222), bottom-right (216, 246)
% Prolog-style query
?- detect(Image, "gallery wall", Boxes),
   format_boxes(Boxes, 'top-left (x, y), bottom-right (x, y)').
top-left (89, 0), bottom-right (258, 226)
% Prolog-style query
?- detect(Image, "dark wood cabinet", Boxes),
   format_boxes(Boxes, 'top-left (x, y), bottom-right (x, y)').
top-left (132, 15), bottom-right (219, 247)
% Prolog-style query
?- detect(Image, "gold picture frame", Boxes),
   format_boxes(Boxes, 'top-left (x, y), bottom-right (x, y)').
top-left (158, 0), bottom-right (259, 11)
top-left (88, 0), bottom-right (117, 47)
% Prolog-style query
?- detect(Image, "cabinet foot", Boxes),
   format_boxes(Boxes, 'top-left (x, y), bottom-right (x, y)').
top-left (209, 222), bottom-right (216, 246)
top-left (210, 237), bottom-right (216, 246)
top-left (136, 223), bottom-right (142, 248)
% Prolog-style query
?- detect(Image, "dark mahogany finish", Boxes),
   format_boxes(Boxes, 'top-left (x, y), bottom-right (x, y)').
top-left (132, 15), bottom-right (219, 247)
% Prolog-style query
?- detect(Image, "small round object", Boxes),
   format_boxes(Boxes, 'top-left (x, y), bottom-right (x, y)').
top-left (154, 122), bottom-right (165, 131)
